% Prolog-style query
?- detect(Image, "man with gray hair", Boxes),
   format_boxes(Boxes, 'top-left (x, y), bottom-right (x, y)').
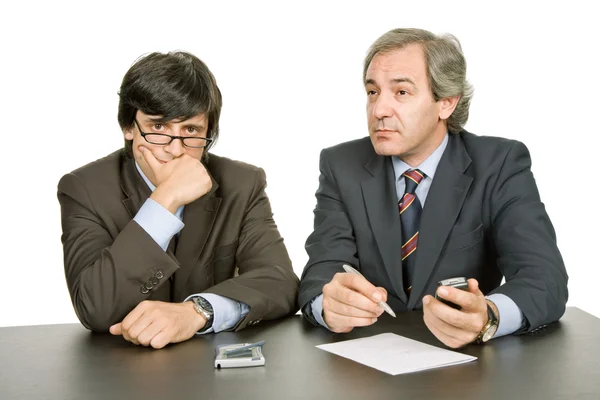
top-left (298, 28), bottom-right (568, 347)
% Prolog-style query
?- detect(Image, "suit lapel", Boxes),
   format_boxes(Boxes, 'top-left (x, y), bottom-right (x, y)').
top-left (173, 174), bottom-right (222, 300)
top-left (407, 134), bottom-right (473, 308)
top-left (361, 153), bottom-right (408, 304)
top-left (121, 155), bottom-right (151, 219)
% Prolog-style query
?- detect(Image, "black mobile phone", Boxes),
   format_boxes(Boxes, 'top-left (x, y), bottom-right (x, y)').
top-left (435, 277), bottom-right (469, 310)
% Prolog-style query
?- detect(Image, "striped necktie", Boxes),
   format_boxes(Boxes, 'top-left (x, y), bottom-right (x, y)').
top-left (398, 169), bottom-right (426, 293)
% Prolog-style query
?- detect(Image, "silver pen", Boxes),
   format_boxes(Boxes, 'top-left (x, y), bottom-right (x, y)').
top-left (342, 264), bottom-right (396, 318)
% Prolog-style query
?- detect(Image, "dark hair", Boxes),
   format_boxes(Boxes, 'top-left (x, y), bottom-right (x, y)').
top-left (117, 51), bottom-right (222, 157)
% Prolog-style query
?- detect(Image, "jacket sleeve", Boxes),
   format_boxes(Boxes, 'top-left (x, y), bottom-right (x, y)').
top-left (202, 168), bottom-right (299, 330)
top-left (58, 173), bottom-right (179, 332)
top-left (488, 141), bottom-right (568, 331)
top-left (297, 148), bottom-right (356, 322)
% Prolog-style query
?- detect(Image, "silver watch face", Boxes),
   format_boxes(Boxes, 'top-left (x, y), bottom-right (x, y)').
top-left (193, 298), bottom-right (213, 320)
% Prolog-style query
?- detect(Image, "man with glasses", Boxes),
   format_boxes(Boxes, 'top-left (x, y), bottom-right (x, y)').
top-left (58, 51), bottom-right (299, 349)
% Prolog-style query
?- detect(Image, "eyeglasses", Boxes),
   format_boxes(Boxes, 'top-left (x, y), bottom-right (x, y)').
top-left (134, 119), bottom-right (213, 149)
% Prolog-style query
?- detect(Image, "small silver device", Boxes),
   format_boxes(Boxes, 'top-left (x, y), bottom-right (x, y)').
top-left (435, 277), bottom-right (469, 310)
top-left (214, 341), bottom-right (266, 369)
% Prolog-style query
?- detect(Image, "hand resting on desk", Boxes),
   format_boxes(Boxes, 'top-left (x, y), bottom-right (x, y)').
top-left (109, 300), bottom-right (206, 349)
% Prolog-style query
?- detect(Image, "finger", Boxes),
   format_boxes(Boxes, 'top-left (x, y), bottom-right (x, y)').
top-left (125, 314), bottom-right (154, 342)
top-left (423, 307), bottom-right (477, 345)
top-left (377, 287), bottom-right (388, 299)
top-left (467, 278), bottom-right (481, 294)
top-left (424, 313), bottom-right (464, 348)
top-left (435, 283), bottom-right (481, 311)
top-left (137, 322), bottom-right (164, 347)
top-left (109, 323), bottom-right (122, 335)
top-left (334, 273), bottom-right (386, 303)
top-left (427, 296), bottom-right (482, 333)
top-left (333, 326), bottom-right (354, 334)
top-left (150, 329), bottom-right (173, 349)
top-left (139, 146), bottom-right (162, 174)
top-left (324, 309), bottom-right (378, 331)
top-left (460, 280), bottom-right (487, 313)
top-left (323, 296), bottom-right (382, 318)
top-left (121, 301), bottom-right (151, 331)
top-left (120, 333), bottom-right (140, 346)
top-left (324, 282), bottom-right (382, 315)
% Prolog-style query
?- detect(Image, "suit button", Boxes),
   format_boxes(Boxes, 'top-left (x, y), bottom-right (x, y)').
top-left (140, 286), bottom-right (150, 294)
top-left (150, 277), bottom-right (159, 285)
top-left (155, 270), bottom-right (164, 279)
top-left (145, 282), bottom-right (154, 290)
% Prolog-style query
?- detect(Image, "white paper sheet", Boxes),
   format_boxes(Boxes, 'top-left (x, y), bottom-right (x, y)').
top-left (316, 333), bottom-right (477, 375)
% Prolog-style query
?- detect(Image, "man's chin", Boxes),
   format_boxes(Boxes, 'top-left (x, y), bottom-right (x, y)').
top-left (371, 140), bottom-right (404, 157)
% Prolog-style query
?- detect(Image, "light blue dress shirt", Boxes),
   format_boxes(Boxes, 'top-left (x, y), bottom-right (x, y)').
top-left (132, 163), bottom-right (249, 334)
top-left (312, 134), bottom-right (524, 338)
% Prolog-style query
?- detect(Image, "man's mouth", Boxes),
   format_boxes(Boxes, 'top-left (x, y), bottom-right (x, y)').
top-left (374, 129), bottom-right (397, 137)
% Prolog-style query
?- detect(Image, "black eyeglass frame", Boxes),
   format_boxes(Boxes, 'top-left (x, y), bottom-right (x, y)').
top-left (133, 119), bottom-right (213, 149)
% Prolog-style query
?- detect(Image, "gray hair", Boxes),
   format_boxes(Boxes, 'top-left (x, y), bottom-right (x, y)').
top-left (363, 28), bottom-right (473, 134)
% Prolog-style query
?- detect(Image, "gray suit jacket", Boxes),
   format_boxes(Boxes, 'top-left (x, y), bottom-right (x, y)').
top-left (58, 150), bottom-right (299, 332)
top-left (298, 131), bottom-right (568, 331)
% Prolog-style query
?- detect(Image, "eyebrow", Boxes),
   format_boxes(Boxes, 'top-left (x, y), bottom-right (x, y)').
top-left (144, 116), bottom-right (188, 124)
top-left (364, 77), bottom-right (416, 86)
top-left (144, 116), bottom-right (168, 124)
top-left (392, 78), bottom-right (416, 86)
top-left (142, 118), bottom-right (205, 131)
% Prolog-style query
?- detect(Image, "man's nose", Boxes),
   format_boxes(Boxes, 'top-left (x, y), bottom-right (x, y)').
top-left (372, 93), bottom-right (394, 120)
top-left (165, 137), bottom-right (186, 157)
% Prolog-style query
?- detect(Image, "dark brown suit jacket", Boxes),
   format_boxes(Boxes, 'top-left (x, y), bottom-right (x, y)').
top-left (58, 150), bottom-right (299, 332)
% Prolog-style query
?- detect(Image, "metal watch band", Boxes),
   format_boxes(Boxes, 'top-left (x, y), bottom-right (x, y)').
top-left (191, 297), bottom-right (214, 331)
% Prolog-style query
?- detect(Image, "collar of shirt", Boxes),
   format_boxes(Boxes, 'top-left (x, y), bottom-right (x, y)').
top-left (135, 161), bottom-right (185, 221)
top-left (391, 133), bottom-right (449, 182)
top-left (135, 161), bottom-right (157, 191)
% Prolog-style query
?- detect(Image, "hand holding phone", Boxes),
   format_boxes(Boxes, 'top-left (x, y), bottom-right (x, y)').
top-left (435, 277), bottom-right (469, 310)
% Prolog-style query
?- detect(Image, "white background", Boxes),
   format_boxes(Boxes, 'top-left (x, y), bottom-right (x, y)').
top-left (1, 1), bottom-right (598, 327)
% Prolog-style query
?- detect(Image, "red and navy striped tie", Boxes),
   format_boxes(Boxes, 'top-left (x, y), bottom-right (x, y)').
top-left (399, 169), bottom-right (425, 293)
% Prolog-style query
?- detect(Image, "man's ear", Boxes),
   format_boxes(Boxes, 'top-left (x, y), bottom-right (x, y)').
top-left (438, 95), bottom-right (460, 121)
top-left (123, 127), bottom-right (134, 141)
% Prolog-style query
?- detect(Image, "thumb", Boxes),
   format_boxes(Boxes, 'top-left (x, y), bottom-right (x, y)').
top-left (109, 323), bottom-right (122, 335)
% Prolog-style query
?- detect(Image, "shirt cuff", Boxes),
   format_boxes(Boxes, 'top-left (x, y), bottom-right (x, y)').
top-left (311, 294), bottom-right (333, 331)
top-left (184, 293), bottom-right (250, 334)
top-left (133, 198), bottom-right (184, 251)
top-left (486, 293), bottom-right (524, 338)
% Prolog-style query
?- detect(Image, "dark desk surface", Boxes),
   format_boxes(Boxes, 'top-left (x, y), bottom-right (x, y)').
top-left (1, 307), bottom-right (598, 400)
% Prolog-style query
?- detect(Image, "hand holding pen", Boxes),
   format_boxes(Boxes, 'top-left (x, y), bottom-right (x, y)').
top-left (342, 264), bottom-right (396, 317)
top-left (320, 263), bottom-right (395, 334)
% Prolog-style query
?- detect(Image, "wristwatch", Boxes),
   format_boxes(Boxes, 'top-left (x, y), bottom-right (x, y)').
top-left (190, 296), bottom-right (214, 332)
top-left (475, 301), bottom-right (499, 344)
